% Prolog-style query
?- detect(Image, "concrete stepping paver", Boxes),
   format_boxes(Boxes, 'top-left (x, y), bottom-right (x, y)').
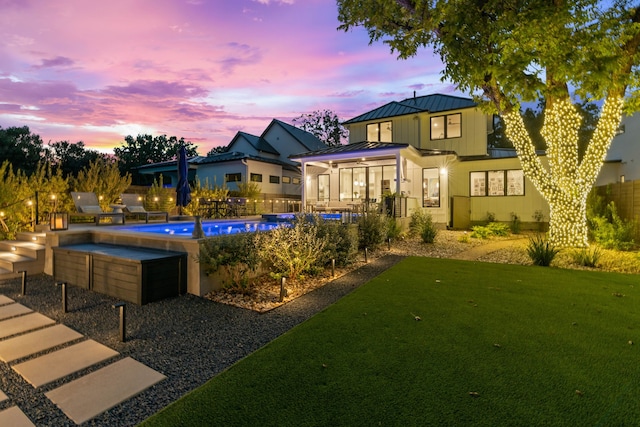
top-left (0, 324), bottom-right (83, 363)
top-left (0, 389), bottom-right (7, 402)
top-left (0, 313), bottom-right (55, 340)
top-left (45, 357), bottom-right (166, 425)
top-left (13, 340), bottom-right (119, 388)
top-left (0, 295), bottom-right (14, 305)
top-left (0, 303), bottom-right (33, 321)
top-left (0, 406), bottom-right (36, 427)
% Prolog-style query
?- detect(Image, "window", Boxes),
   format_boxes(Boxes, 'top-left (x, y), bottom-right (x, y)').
top-left (250, 173), bottom-right (262, 182)
top-left (430, 113), bottom-right (461, 140)
top-left (470, 170), bottom-right (524, 197)
top-left (282, 176), bottom-right (291, 184)
top-left (366, 121), bottom-right (393, 142)
top-left (318, 174), bottom-right (329, 201)
top-left (225, 173), bottom-right (242, 183)
top-left (292, 177), bottom-right (301, 185)
top-left (339, 165), bottom-right (396, 201)
top-left (269, 175), bottom-right (280, 184)
top-left (422, 168), bottom-right (440, 207)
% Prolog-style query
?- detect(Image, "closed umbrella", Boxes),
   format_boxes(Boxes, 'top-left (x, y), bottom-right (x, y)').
top-left (176, 144), bottom-right (191, 215)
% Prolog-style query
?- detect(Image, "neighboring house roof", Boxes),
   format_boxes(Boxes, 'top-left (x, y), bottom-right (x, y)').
top-left (136, 152), bottom-right (300, 173)
top-left (191, 151), bottom-right (300, 172)
top-left (343, 94), bottom-right (477, 125)
top-left (228, 131), bottom-right (279, 155)
top-left (265, 119), bottom-right (327, 151)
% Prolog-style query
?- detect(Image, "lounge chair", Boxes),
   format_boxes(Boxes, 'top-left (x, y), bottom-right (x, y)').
top-left (70, 192), bottom-right (126, 225)
top-left (120, 193), bottom-right (169, 223)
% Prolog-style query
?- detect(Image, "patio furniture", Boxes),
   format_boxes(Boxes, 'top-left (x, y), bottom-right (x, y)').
top-left (70, 192), bottom-right (126, 225)
top-left (120, 194), bottom-right (169, 223)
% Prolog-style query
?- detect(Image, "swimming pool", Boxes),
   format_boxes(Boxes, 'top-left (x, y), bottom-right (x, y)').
top-left (114, 220), bottom-right (284, 237)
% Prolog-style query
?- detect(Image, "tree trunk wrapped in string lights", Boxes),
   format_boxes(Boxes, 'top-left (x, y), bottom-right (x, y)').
top-left (503, 98), bottom-right (624, 247)
top-left (338, 0), bottom-right (640, 247)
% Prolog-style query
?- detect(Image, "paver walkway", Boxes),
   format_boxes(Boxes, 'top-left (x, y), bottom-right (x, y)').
top-left (0, 295), bottom-right (165, 426)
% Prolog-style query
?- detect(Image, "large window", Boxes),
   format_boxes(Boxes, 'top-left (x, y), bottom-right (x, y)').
top-left (430, 113), bottom-right (461, 140)
top-left (225, 173), bottom-right (242, 183)
top-left (339, 165), bottom-right (396, 201)
top-left (366, 121), bottom-right (393, 142)
top-left (470, 170), bottom-right (524, 197)
top-left (422, 168), bottom-right (440, 207)
top-left (318, 174), bottom-right (329, 201)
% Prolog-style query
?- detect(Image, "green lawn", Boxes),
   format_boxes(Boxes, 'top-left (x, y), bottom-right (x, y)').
top-left (142, 258), bottom-right (640, 426)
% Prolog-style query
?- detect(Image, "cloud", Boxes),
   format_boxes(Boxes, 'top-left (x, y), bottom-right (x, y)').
top-left (33, 56), bottom-right (75, 69)
top-left (252, 0), bottom-right (295, 4)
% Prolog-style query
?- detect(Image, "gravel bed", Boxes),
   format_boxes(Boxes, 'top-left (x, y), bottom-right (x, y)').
top-left (0, 254), bottom-right (404, 426)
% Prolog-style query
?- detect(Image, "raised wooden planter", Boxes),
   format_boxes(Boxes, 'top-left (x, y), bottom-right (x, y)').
top-left (53, 244), bottom-right (187, 305)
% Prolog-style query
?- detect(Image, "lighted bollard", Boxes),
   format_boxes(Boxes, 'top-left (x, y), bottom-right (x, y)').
top-left (56, 282), bottom-right (67, 313)
top-left (18, 270), bottom-right (26, 295)
top-left (279, 277), bottom-right (287, 302)
top-left (112, 302), bottom-right (126, 342)
top-left (331, 259), bottom-right (335, 277)
top-left (387, 237), bottom-right (391, 251)
top-left (364, 247), bottom-right (368, 263)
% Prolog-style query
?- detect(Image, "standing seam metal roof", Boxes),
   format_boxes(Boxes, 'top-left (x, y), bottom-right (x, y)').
top-left (343, 94), bottom-right (477, 125)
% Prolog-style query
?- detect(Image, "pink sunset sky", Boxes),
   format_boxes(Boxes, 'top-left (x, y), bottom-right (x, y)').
top-left (0, 0), bottom-right (458, 154)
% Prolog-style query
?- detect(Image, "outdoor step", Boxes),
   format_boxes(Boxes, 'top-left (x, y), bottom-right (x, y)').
top-left (0, 251), bottom-right (44, 275)
top-left (0, 406), bottom-right (35, 427)
top-left (45, 357), bottom-right (166, 425)
top-left (13, 339), bottom-right (119, 388)
top-left (0, 312), bottom-right (55, 340)
top-left (0, 303), bottom-right (32, 321)
top-left (0, 241), bottom-right (45, 259)
top-left (16, 232), bottom-right (46, 245)
top-left (0, 324), bottom-right (83, 363)
top-left (0, 295), bottom-right (15, 306)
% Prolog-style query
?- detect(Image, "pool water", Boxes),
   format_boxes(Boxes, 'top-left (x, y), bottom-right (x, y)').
top-left (114, 220), bottom-right (284, 237)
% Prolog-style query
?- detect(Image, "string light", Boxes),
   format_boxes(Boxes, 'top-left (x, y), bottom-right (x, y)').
top-left (503, 96), bottom-right (623, 247)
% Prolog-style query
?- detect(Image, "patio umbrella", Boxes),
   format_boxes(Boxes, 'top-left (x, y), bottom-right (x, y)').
top-left (176, 144), bottom-right (192, 215)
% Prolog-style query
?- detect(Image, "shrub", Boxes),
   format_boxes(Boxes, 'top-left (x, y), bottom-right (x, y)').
top-left (570, 246), bottom-right (602, 268)
top-left (532, 210), bottom-right (546, 232)
top-left (588, 201), bottom-right (636, 251)
top-left (409, 210), bottom-right (438, 243)
top-left (315, 217), bottom-right (358, 267)
top-left (485, 211), bottom-right (496, 223)
top-left (470, 222), bottom-right (510, 239)
top-left (198, 233), bottom-right (261, 293)
top-left (357, 211), bottom-right (387, 250)
top-left (526, 234), bottom-right (560, 266)
top-left (257, 219), bottom-right (327, 282)
top-left (386, 217), bottom-right (403, 241)
top-left (510, 212), bottom-right (521, 234)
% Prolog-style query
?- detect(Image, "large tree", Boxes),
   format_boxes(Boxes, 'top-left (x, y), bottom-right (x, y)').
top-left (338, 0), bottom-right (640, 247)
top-left (114, 134), bottom-right (198, 185)
top-left (0, 126), bottom-right (46, 176)
top-left (293, 109), bottom-right (348, 147)
top-left (47, 140), bottom-right (108, 178)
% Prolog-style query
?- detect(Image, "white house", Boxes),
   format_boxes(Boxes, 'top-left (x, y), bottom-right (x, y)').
top-left (137, 119), bottom-right (327, 199)
top-left (291, 93), bottom-right (550, 229)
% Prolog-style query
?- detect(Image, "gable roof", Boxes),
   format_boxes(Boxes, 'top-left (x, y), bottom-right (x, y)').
top-left (264, 119), bottom-right (327, 151)
top-left (343, 94), bottom-right (477, 125)
top-left (227, 131), bottom-right (279, 155)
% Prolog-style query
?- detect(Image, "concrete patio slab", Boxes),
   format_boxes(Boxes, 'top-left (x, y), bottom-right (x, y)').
top-left (0, 303), bottom-right (32, 321)
top-left (0, 313), bottom-right (55, 340)
top-left (45, 357), bottom-right (166, 425)
top-left (0, 389), bottom-right (7, 402)
top-left (0, 406), bottom-right (35, 427)
top-left (0, 295), bottom-right (14, 305)
top-left (0, 324), bottom-right (83, 363)
top-left (13, 340), bottom-right (119, 388)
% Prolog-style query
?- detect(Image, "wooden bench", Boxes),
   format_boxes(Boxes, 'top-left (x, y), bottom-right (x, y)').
top-left (53, 244), bottom-right (187, 305)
